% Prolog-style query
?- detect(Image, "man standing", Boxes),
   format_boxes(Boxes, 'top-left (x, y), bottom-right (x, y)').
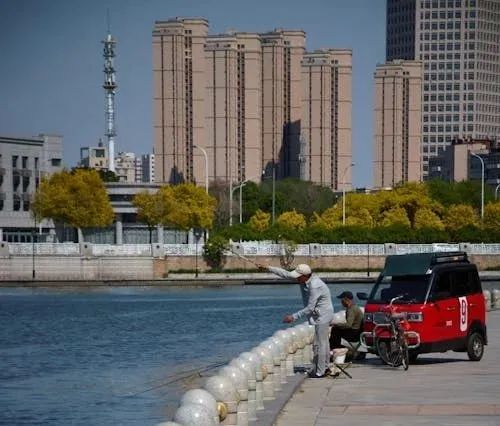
top-left (258, 263), bottom-right (334, 378)
top-left (329, 291), bottom-right (363, 350)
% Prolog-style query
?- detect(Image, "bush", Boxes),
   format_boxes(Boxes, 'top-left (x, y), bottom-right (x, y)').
top-left (203, 235), bottom-right (229, 269)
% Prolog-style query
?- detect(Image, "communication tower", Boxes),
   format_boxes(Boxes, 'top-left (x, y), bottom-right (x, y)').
top-left (102, 13), bottom-right (117, 172)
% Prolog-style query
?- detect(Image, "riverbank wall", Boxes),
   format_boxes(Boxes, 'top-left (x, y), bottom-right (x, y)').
top-left (1, 242), bottom-right (500, 282)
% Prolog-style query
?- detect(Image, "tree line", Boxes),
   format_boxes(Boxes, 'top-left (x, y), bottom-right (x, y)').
top-left (32, 168), bottom-right (500, 245)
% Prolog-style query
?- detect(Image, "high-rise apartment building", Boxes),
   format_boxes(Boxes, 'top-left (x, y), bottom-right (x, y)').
top-left (301, 49), bottom-right (353, 189)
top-left (386, 0), bottom-right (500, 178)
top-left (260, 30), bottom-right (305, 179)
top-left (373, 60), bottom-right (423, 188)
top-left (204, 32), bottom-right (262, 183)
top-left (152, 18), bottom-right (353, 190)
top-left (152, 18), bottom-right (208, 185)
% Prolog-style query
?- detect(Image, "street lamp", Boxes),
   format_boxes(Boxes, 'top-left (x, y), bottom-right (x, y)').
top-left (471, 152), bottom-right (484, 219)
top-left (193, 145), bottom-right (209, 194)
top-left (233, 175), bottom-right (260, 224)
top-left (341, 162), bottom-right (355, 225)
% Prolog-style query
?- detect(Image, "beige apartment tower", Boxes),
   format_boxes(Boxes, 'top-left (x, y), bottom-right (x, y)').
top-left (204, 32), bottom-right (262, 184)
top-left (152, 18), bottom-right (208, 185)
top-left (152, 19), bottom-right (352, 189)
top-left (373, 60), bottom-right (422, 188)
top-left (301, 49), bottom-right (353, 190)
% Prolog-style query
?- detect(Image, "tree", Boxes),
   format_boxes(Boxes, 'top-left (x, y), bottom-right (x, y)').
top-left (249, 209), bottom-right (271, 232)
top-left (133, 191), bottom-right (163, 243)
top-left (413, 208), bottom-right (445, 230)
top-left (32, 168), bottom-right (114, 242)
top-left (483, 202), bottom-right (500, 231)
top-left (164, 183), bottom-right (217, 231)
top-left (310, 204), bottom-right (342, 229)
top-left (442, 204), bottom-right (479, 232)
top-left (379, 207), bottom-right (411, 227)
top-left (276, 210), bottom-right (307, 231)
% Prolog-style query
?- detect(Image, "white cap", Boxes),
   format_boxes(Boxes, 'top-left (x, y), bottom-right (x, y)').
top-left (289, 264), bottom-right (312, 278)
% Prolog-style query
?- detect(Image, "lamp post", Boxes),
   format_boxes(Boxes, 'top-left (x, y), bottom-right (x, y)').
top-left (495, 183), bottom-right (500, 201)
top-left (471, 152), bottom-right (484, 219)
top-left (341, 162), bottom-right (355, 225)
top-left (233, 175), bottom-right (260, 224)
top-left (194, 145), bottom-right (208, 194)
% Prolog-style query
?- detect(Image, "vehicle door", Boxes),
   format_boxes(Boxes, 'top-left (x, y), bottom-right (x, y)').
top-left (450, 267), bottom-right (481, 341)
top-left (428, 270), bottom-right (457, 344)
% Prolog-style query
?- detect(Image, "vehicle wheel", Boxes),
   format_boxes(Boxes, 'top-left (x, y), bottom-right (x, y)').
top-left (409, 353), bottom-right (418, 363)
top-left (375, 338), bottom-right (402, 367)
top-left (467, 332), bottom-right (484, 361)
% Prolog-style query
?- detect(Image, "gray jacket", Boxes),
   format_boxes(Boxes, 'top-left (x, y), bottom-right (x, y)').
top-left (268, 266), bottom-right (334, 325)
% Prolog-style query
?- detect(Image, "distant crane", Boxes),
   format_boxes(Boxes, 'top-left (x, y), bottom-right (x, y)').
top-left (102, 11), bottom-right (117, 172)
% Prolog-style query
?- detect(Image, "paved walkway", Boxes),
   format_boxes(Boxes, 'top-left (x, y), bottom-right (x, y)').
top-left (275, 310), bottom-right (500, 426)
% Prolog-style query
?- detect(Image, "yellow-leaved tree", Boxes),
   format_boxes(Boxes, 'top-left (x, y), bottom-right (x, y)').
top-left (160, 183), bottom-right (217, 231)
top-left (32, 168), bottom-right (114, 242)
top-left (413, 208), bottom-right (445, 230)
top-left (310, 204), bottom-right (342, 229)
top-left (379, 207), bottom-right (411, 227)
top-left (276, 210), bottom-right (307, 231)
top-left (133, 190), bottom-right (164, 243)
top-left (442, 204), bottom-right (479, 232)
top-left (483, 202), bottom-right (500, 231)
top-left (249, 209), bottom-right (271, 232)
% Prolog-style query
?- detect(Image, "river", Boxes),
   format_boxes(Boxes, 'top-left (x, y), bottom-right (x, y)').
top-left (1, 281), bottom-right (497, 425)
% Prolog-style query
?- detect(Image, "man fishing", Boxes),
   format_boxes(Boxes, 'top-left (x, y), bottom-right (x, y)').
top-left (256, 262), bottom-right (334, 378)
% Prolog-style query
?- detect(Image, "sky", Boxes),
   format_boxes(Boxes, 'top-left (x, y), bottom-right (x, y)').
top-left (0, 0), bottom-right (386, 188)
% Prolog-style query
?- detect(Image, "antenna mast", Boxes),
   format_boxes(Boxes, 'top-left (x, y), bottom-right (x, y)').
top-left (102, 9), bottom-right (117, 172)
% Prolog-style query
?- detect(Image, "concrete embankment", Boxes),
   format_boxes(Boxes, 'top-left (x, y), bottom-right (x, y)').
top-left (1, 271), bottom-right (500, 287)
top-left (274, 309), bottom-right (500, 426)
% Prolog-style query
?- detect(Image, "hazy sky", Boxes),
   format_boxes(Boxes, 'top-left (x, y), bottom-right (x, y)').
top-left (0, 0), bottom-right (386, 187)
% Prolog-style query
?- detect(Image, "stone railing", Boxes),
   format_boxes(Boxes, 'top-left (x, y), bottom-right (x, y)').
top-left (3, 242), bottom-right (500, 257)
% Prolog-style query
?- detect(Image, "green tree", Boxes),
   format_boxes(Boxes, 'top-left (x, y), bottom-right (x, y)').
top-left (32, 169), bottom-right (114, 242)
top-left (203, 235), bottom-right (229, 269)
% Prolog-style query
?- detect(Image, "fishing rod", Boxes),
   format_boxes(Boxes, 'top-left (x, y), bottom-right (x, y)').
top-left (228, 248), bottom-right (261, 268)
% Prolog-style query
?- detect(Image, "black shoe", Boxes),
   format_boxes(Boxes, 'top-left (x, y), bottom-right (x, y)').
top-left (325, 368), bottom-right (332, 376)
top-left (307, 371), bottom-right (328, 378)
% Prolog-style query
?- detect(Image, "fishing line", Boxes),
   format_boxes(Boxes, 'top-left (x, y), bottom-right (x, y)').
top-left (121, 359), bottom-right (228, 398)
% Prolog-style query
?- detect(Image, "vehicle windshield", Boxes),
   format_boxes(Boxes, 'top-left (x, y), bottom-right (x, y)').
top-left (368, 275), bottom-right (431, 304)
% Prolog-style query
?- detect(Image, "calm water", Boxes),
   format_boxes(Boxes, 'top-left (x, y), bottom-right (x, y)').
top-left (1, 280), bottom-right (497, 425)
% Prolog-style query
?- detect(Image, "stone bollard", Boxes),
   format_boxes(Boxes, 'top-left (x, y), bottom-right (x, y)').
top-left (219, 366), bottom-right (249, 426)
top-left (289, 326), bottom-right (306, 368)
top-left (259, 339), bottom-right (282, 392)
top-left (252, 345), bottom-right (275, 401)
top-left (274, 329), bottom-right (296, 377)
top-left (296, 324), bottom-right (313, 366)
top-left (180, 389), bottom-right (219, 425)
top-left (204, 375), bottom-right (240, 426)
top-left (483, 289), bottom-right (492, 312)
top-left (240, 351), bottom-right (264, 411)
top-left (173, 403), bottom-right (218, 426)
top-left (229, 357), bottom-right (257, 422)
top-left (305, 325), bottom-right (315, 366)
top-left (492, 289), bottom-right (500, 310)
top-left (268, 335), bottom-right (288, 384)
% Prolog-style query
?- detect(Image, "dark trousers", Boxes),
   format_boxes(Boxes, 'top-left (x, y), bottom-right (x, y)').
top-left (329, 326), bottom-right (362, 349)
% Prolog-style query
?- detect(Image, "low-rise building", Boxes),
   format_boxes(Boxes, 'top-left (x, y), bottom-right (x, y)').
top-left (0, 134), bottom-right (63, 242)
